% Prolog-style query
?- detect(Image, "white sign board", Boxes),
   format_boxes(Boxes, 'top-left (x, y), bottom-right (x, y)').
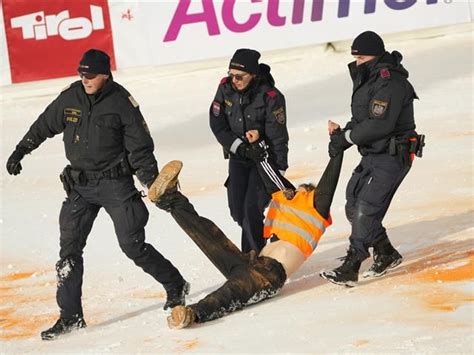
top-left (108, 0), bottom-right (472, 68)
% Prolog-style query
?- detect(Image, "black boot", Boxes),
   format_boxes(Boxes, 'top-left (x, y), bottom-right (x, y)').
top-left (41, 317), bottom-right (86, 340)
top-left (164, 280), bottom-right (190, 310)
top-left (363, 240), bottom-right (402, 278)
top-left (320, 247), bottom-right (363, 287)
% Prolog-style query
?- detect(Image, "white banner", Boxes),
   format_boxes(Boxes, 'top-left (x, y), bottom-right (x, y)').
top-left (108, 0), bottom-right (472, 69)
top-left (0, 0), bottom-right (472, 84)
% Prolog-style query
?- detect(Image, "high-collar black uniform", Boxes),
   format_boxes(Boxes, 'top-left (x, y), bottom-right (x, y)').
top-left (17, 79), bottom-right (157, 186)
top-left (209, 73), bottom-right (289, 171)
top-left (344, 51), bottom-right (418, 155)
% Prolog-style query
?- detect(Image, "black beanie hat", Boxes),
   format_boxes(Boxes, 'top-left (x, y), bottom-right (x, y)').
top-left (229, 48), bottom-right (261, 74)
top-left (78, 49), bottom-right (111, 74)
top-left (351, 31), bottom-right (385, 56)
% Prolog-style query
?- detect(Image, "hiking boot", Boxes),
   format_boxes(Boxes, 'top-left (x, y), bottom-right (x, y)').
top-left (363, 249), bottom-right (402, 278)
top-left (148, 160), bottom-right (183, 203)
top-left (320, 247), bottom-right (363, 287)
top-left (40, 317), bottom-right (86, 341)
top-left (167, 306), bottom-right (196, 329)
top-left (164, 280), bottom-right (190, 310)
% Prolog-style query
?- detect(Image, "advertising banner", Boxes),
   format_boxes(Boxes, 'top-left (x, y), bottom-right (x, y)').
top-left (2, 0), bottom-right (115, 83)
top-left (0, 0), bottom-right (472, 84)
top-left (108, 0), bottom-right (472, 69)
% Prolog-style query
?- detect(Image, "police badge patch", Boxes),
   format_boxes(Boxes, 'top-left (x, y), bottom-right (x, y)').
top-left (272, 107), bottom-right (286, 124)
top-left (64, 108), bottom-right (81, 123)
top-left (212, 101), bottom-right (221, 117)
top-left (371, 100), bottom-right (388, 117)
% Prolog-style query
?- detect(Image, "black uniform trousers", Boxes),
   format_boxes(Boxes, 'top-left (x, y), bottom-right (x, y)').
top-left (57, 175), bottom-right (184, 319)
top-left (345, 153), bottom-right (411, 259)
top-left (226, 158), bottom-right (270, 254)
top-left (167, 193), bottom-right (286, 323)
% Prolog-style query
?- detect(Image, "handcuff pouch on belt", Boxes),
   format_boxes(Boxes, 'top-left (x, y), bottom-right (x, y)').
top-left (389, 134), bottom-right (425, 159)
top-left (59, 165), bottom-right (75, 196)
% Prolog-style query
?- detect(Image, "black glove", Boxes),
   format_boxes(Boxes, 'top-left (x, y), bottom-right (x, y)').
top-left (237, 143), bottom-right (267, 162)
top-left (155, 190), bottom-right (187, 212)
top-left (328, 131), bottom-right (352, 158)
top-left (6, 146), bottom-right (28, 175)
top-left (136, 165), bottom-right (158, 189)
top-left (155, 194), bottom-right (173, 212)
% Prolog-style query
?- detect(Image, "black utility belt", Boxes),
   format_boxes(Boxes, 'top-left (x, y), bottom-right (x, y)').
top-left (60, 161), bottom-right (132, 196)
top-left (71, 164), bottom-right (132, 184)
top-left (389, 134), bottom-right (425, 158)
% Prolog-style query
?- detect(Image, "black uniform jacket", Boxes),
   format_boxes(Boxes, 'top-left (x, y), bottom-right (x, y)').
top-left (17, 79), bottom-right (158, 186)
top-left (344, 51), bottom-right (417, 155)
top-left (209, 70), bottom-right (289, 171)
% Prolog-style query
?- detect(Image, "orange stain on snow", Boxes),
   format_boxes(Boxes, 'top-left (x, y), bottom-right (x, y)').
top-left (393, 240), bottom-right (472, 278)
top-left (130, 290), bottom-right (166, 300)
top-left (421, 289), bottom-right (473, 312)
top-left (417, 255), bottom-right (474, 283)
top-left (0, 272), bottom-right (35, 281)
top-left (177, 338), bottom-right (200, 351)
top-left (0, 269), bottom-right (56, 341)
top-left (0, 308), bottom-right (57, 341)
top-left (353, 339), bottom-right (370, 348)
top-left (414, 255), bottom-right (474, 312)
top-left (396, 245), bottom-right (474, 313)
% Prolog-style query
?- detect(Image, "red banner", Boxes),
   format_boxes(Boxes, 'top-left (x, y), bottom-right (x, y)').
top-left (2, 0), bottom-right (115, 83)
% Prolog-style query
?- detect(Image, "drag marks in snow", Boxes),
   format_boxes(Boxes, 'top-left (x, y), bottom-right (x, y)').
top-left (0, 268), bottom-right (56, 341)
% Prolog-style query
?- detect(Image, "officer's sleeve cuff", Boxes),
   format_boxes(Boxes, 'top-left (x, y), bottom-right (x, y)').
top-left (230, 138), bottom-right (244, 154)
top-left (344, 130), bottom-right (354, 145)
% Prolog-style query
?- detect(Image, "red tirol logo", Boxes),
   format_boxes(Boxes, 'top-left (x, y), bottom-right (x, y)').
top-left (3, 0), bottom-right (115, 83)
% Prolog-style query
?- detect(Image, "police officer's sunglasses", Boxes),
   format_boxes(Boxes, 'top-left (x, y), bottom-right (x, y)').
top-left (227, 71), bottom-right (250, 82)
top-left (78, 72), bottom-right (98, 80)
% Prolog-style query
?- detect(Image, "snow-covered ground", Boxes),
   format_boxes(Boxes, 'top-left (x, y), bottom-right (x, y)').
top-left (1, 30), bottom-right (473, 353)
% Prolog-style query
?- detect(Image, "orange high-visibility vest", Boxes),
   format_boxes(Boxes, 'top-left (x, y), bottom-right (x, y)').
top-left (263, 190), bottom-right (332, 259)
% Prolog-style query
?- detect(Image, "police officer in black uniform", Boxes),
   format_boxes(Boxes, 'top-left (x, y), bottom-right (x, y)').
top-left (319, 31), bottom-right (422, 287)
top-left (6, 49), bottom-right (189, 340)
top-left (209, 48), bottom-right (289, 254)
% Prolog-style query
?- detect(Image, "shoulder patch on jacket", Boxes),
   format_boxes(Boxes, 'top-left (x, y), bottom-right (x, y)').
top-left (220, 76), bottom-right (228, 85)
top-left (272, 106), bottom-right (286, 124)
top-left (212, 101), bottom-right (221, 116)
top-left (266, 89), bottom-right (278, 98)
top-left (371, 99), bottom-right (389, 117)
top-left (380, 68), bottom-right (391, 79)
top-left (128, 95), bottom-right (139, 108)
